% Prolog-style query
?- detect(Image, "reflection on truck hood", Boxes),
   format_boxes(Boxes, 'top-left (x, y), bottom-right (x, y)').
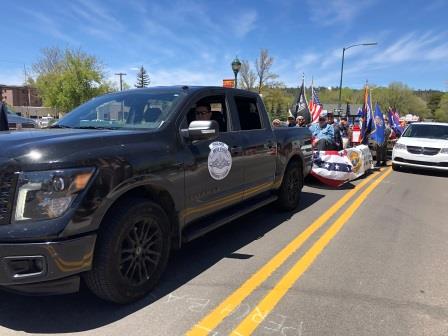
top-left (0, 128), bottom-right (152, 165)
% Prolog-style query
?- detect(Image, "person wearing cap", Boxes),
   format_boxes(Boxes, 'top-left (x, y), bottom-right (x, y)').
top-left (308, 111), bottom-right (335, 150)
top-left (287, 116), bottom-right (296, 127)
top-left (339, 117), bottom-right (349, 137)
top-left (338, 116), bottom-right (350, 148)
top-left (296, 115), bottom-right (307, 127)
top-left (327, 112), bottom-right (343, 150)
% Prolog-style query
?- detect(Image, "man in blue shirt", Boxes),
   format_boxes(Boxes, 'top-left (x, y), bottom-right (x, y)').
top-left (309, 111), bottom-right (335, 150)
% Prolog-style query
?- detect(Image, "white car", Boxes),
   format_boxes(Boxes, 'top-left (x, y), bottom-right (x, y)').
top-left (392, 122), bottom-right (448, 171)
top-left (38, 116), bottom-right (54, 128)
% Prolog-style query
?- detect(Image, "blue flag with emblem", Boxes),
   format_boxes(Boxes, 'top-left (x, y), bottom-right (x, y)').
top-left (370, 103), bottom-right (385, 145)
top-left (360, 84), bottom-right (375, 145)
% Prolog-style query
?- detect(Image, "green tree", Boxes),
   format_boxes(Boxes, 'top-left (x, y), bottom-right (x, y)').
top-left (427, 92), bottom-right (443, 115)
top-left (33, 47), bottom-right (112, 113)
top-left (262, 84), bottom-right (293, 121)
top-left (135, 66), bottom-right (150, 88)
top-left (434, 93), bottom-right (448, 122)
top-left (372, 82), bottom-right (429, 118)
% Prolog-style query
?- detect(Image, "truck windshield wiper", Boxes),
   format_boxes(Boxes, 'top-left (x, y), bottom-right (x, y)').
top-left (50, 124), bottom-right (73, 128)
top-left (75, 126), bottom-right (120, 130)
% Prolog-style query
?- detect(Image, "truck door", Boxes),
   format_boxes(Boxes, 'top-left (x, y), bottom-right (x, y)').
top-left (231, 94), bottom-right (276, 200)
top-left (182, 92), bottom-right (245, 223)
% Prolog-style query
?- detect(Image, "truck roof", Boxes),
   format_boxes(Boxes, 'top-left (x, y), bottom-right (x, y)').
top-left (114, 86), bottom-right (256, 95)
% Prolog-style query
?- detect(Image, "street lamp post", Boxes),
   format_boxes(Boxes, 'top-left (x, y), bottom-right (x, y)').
top-left (231, 57), bottom-right (242, 88)
top-left (338, 42), bottom-right (377, 114)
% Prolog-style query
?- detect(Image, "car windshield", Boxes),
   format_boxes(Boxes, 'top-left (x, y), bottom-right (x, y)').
top-left (56, 89), bottom-right (186, 130)
top-left (402, 124), bottom-right (448, 140)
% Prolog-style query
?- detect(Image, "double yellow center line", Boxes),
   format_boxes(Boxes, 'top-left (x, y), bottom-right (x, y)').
top-left (187, 168), bottom-right (392, 336)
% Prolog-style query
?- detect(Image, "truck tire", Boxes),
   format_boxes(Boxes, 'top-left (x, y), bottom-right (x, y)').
top-left (276, 161), bottom-right (303, 211)
top-left (84, 198), bottom-right (171, 304)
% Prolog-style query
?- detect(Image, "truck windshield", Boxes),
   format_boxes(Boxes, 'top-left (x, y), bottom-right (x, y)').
top-left (55, 90), bottom-right (185, 130)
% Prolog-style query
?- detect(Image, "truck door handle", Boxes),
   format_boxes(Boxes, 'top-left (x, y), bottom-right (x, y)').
top-left (231, 146), bottom-right (243, 154)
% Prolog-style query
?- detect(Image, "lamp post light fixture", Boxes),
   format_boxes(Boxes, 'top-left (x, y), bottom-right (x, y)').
top-left (231, 57), bottom-right (242, 88)
top-left (338, 42), bottom-right (377, 113)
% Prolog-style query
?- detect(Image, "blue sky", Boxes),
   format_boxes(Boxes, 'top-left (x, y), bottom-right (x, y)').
top-left (1, 0), bottom-right (447, 90)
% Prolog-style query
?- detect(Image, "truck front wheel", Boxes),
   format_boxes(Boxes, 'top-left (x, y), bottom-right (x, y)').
top-left (84, 199), bottom-right (170, 304)
top-left (276, 161), bottom-right (303, 211)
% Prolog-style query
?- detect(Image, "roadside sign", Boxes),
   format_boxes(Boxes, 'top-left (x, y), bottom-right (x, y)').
top-left (223, 79), bottom-right (235, 88)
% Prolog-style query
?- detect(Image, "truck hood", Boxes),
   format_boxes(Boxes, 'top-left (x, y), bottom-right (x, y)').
top-left (0, 128), bottom-right (155, 168)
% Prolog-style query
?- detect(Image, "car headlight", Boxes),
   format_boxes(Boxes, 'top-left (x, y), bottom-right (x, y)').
top-left (394, 143), bottom-right (407, 150)
top-left (14, 168), bottom-right (95, 222)
top-left (440, 148), bottom-right (448, 154)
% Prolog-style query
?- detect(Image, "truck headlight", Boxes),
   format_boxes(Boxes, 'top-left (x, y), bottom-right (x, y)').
top-left (14, 168), bottom-right (95, 222)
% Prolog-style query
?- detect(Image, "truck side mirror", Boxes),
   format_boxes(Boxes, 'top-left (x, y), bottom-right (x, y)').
top-left (182, 120), bottom-right (219, 141)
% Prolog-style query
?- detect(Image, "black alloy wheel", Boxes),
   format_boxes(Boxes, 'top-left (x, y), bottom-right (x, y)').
top-left (84, 199), bottom-right (170, 304)
top-left (120, 218), bottom-right (163, 286)
top-left (276, 161), bottom-right (303, 211)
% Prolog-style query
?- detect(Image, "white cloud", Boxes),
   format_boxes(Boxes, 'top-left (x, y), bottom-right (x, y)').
top-left (370, 31), bottom-right (448, 64)
top-left (297, 52), bottom-right (320, 67)
top-left (233, 11), bottom-right (258, 38)
top-left (74, 0), bottom-right (124, 31)
top-left (306, 0), bottom-right (376, 27)
top-left (19, 9), bottom-right (78, 45)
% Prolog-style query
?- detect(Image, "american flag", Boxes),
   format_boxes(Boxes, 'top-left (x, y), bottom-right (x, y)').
top-left (311, 150), bottom-right (353, 187)
top-left (309, 86), bottom-right (323, 123)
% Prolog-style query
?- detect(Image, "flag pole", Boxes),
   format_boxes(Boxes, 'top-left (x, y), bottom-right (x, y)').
top-left (311, 76), bottom-right (314, 98)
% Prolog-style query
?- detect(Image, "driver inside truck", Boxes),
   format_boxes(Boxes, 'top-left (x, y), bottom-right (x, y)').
top-left (194, 103), bottom-right (226, 132)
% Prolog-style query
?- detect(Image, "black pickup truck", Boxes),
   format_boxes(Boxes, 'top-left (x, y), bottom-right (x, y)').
top-left (0, 86), bottom-right (312, 303)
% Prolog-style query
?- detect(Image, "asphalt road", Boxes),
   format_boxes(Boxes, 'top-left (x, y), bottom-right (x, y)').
top-left (0, 166), bottom-right (447, 336)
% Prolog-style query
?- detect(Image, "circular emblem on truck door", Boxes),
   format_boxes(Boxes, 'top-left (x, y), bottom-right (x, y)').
top-left (208, 141), bottom-right (232, 180)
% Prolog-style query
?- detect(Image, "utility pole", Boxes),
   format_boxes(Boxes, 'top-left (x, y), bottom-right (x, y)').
top-left (115, 73), bottom-right (127, 91)
top-left (24, 64), bottom-right (31, 117)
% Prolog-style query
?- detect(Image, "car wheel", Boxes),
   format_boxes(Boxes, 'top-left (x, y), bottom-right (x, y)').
top-left (84, 198), bottom-right (170, 304)
top-left (276, 161), bottom-right (303, 211)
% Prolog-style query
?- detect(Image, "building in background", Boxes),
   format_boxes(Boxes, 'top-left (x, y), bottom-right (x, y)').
top-left (1, 84), bottom-right (42, 107)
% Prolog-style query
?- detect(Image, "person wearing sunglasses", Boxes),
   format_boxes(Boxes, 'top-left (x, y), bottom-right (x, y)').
top-left (194, 103), bottom-right (226, 131)
top-left (195, 105), bottom-right (212, 121)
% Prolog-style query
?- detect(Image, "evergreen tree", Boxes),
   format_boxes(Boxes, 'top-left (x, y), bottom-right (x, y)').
top-left (135, 66), bottom-right (150, 88)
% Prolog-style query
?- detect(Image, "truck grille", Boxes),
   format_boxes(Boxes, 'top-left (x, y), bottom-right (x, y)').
top-left (407, 146), bottom-right (440, 156)
top-left (0, 173), bottom-right (17, 225)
